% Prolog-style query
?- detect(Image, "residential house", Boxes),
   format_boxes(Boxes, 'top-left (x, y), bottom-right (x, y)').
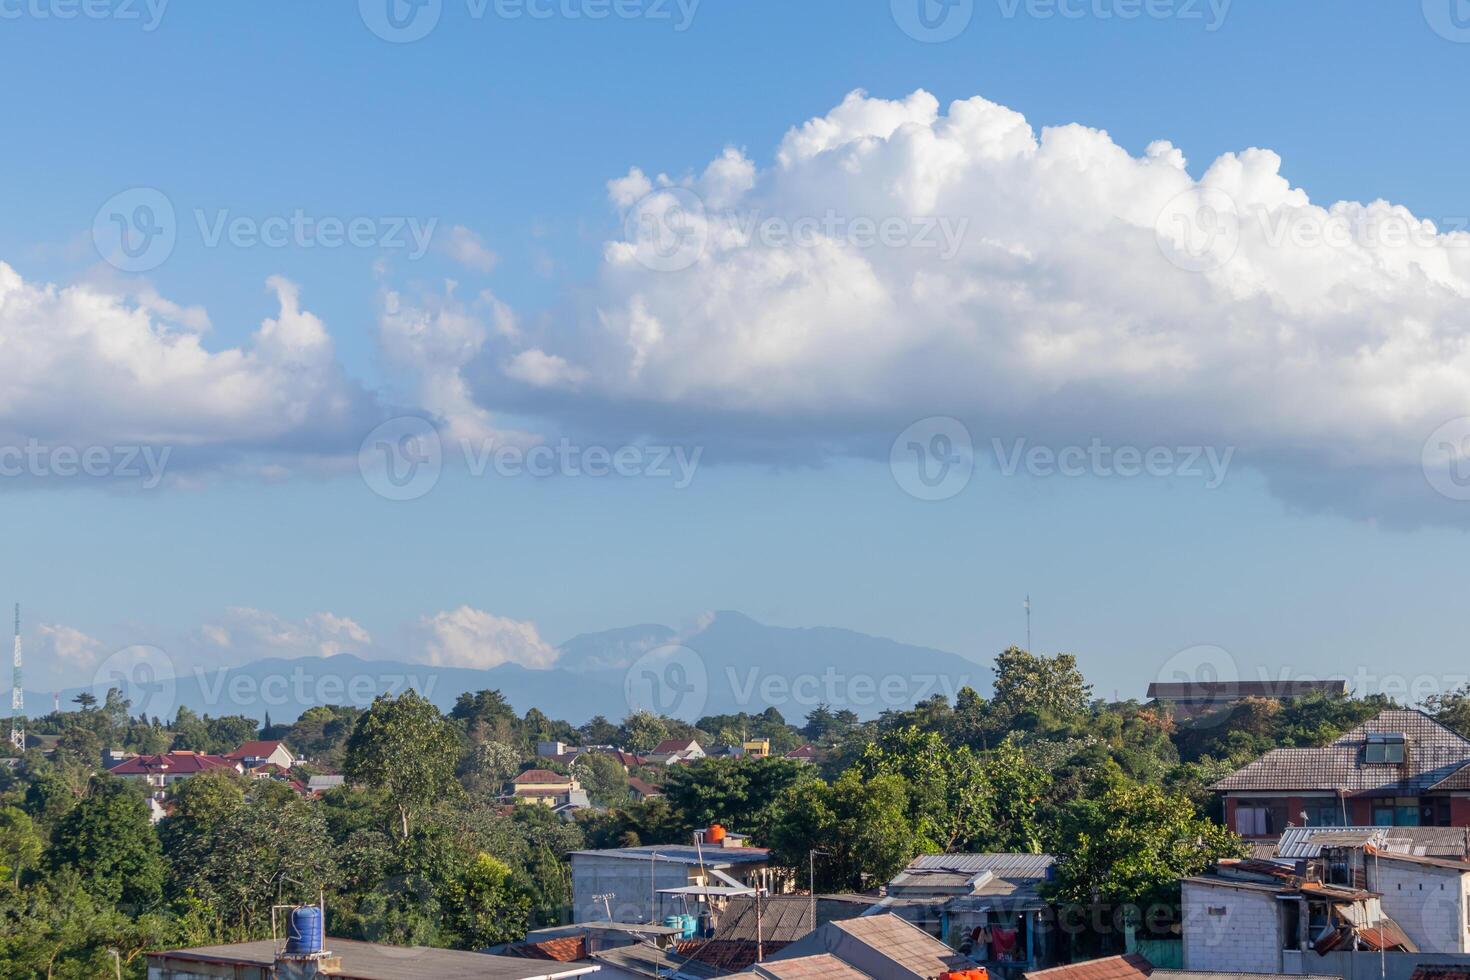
top-left (225, 740), bottom-right (296, 770)
top-left (1181, 855), bottom-right (1417, 975)
top-left (147, 937), bottom-right (599, 979)
top-left (741, 738), bottom-right (771, 759)
top-left (627, 776), bottom-right (664, 802)
top-left (510, 769), bottom-right (589, 810)
top-left (537, 740), bottom-right (573, 758)
top-left (784, 745), bottom-right (819, 764)
top-left (107, 750), bottom-right (243, 822)
top-left (867, 853), bottom-right (1060, 975)
top-left (649, 738), bottom-right (705, 764)
top-left (1212, 709), bottom-right (1470, 838)
top-left (1147, 679), bottom-right (1348, 719)
top-left (569, 837), bottom-right (773, 925)
top-left (757, 913), bottom-right (972, 979)
top-left (307, 774), bottom-right (345, 795)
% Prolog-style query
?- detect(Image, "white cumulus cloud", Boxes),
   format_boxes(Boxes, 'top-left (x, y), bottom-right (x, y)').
top-left (412, 606), bottom-right (559, 670)
top-left (0, 266), bottom-right (378, 479)
top-left (476, 88), bottom-right (1470, 523)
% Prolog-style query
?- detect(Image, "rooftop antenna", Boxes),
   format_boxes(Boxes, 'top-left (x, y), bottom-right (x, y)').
top-left (1024, 595), bottom-right (1032, 652)
top-left (9, 604), bottom-right (22, 751)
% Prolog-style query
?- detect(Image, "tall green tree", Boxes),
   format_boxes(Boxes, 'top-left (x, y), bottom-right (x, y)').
top-left (345, 690), bottom-right (461, 838)
top-left (44, 777), bottom-right (164, 909)
top-left (1045, 781), bottom-right (1245, 912)
top-left (992, 648), bottom-right (1093, 720)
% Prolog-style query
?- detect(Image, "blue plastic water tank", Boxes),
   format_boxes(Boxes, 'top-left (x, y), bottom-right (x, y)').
top-left (285, 906), bottom-right (323, 955)
top-left (680, 914), bottom-right (696, 938)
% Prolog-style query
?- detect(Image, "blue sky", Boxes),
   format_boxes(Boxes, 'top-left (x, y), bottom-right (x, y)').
top-left (2, 0), bottom-right (1469, 704)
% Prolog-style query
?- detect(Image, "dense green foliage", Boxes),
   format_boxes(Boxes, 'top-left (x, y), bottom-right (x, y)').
top-left (0, 649), bottom-right (1437, 976)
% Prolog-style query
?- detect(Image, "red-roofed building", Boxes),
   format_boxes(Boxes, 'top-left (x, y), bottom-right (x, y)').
top-left (510, 769), bottom-right (586, 808)
top-left (107, 751), bottom-right (243, 823)
top-left (225, 740), bottom-right (295, 770)
top-left (649, 738), bottom-right (705, 764)
top-left (784, 744), bottom-right (819, 763)
top-left (627, 776), bottom-right (663, 801)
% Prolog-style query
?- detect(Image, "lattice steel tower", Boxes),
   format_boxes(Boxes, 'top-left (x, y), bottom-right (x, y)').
top-left (9, 605), bottom-right (22, 751)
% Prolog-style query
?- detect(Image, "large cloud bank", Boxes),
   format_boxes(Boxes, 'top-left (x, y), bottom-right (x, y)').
top-left (478, 89), bottom-right (1470, 522)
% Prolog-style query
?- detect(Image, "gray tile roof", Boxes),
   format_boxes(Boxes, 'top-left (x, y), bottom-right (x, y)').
top-left (1212, 710), bottom-right (1470, 794)
top-left (712, 896), bottom-right (814, 943)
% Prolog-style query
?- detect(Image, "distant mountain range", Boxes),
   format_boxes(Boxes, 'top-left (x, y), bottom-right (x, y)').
top-left (28, 611), bottom-right (987, 726)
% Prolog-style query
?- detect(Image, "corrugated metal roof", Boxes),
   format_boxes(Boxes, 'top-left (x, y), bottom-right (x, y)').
top-left (1275, 825), bottom-right (1470, 859)
top-left (904, 853), bottom-right (1055, 876)
top-left (569, 844), bottom-right (769, 865)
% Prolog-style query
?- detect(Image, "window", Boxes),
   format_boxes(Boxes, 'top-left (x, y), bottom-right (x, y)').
top-left (1303, 803), bottom-right (1344, 827)
top-left (1372, 797), bottom-right (1421, 826)
top-left (1236, 805), bottom-right (1271, 836)
top-left (1365, 734), bottom-right (1406, 764)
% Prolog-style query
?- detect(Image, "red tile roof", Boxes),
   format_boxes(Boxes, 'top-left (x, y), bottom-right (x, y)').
top-left (785, 744), bottom-right (818, 760)
top-left (502, 935), bottom-right (587, 962)
top-left (108, 752), bottom-right (238, 776)
top-left (1026, 954), bottom-right (1153, 980)
top-left (652, 738), bottom-right (699, 754)
top-left (513, 769), bottom-right (572, 784)
top-left (627, 777), bottom-right (662, 798)
top-left (225, 740), bottom-right (288, 761)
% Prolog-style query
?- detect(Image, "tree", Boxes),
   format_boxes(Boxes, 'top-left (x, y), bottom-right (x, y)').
top-left (463, 740), bottom-right (522, 797)
top-left (857, 727), bottom-right (992, 852)
top-left (620, 710), bottom-right (668, 752)
top-left (663, 757), bottom-right (815, 842)
top-left (992, 648), bottom-right (1093, 720)
top-left (768, 771), bottom-right (927, 891)
top-left (979, 736), bottom-right (1050, 853)
top-left (578, 715), bottom-right (620, 746)
top-left (71, 692), bottom-right (98, 711)
top-left (45, 777), bottom-right (164, 909)
top-left (440, 853), bottom-right (532, 947)
top-left (572, 752), bottom-right (628, 806)
top-left (345, 690), bottom-right (461, 838)
top-left (1046, 781), bottom-right (1245, 914)
top-left (0, 807), bottom-right (43, 886)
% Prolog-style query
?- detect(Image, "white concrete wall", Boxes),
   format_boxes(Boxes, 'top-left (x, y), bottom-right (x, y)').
top-left (1372, 860), bottom-right (1470, 953)
top-left (1182, 881), bottom-right (1283, 974)
top-left (570, 854), bottom-right (695, 924)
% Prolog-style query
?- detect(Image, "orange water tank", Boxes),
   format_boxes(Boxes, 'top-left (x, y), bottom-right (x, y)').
top-left (707, 824), bottom-right (727, 844)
